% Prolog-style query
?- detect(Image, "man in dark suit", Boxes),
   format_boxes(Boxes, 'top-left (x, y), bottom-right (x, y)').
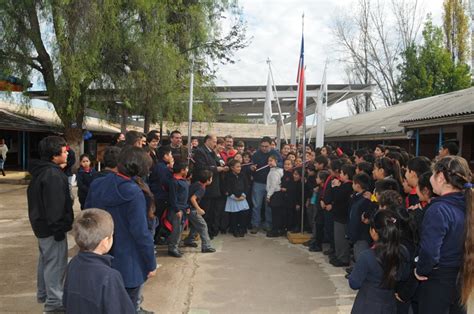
top-left (192, 134), bottom-right (229, 237)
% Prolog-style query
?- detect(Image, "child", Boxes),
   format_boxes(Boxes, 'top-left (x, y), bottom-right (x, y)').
top-left (330, 164), bottom-right (356, 267)
top-left (63, 208), bottom-right (135, 314)
top-left (287, 168), bottom-right (303, 232)
top-left (405, 156), bottom-right (431, 208)
top-left (349, 210), bottom-right (410, 314)
top-left (183, 170), bottom-right (216, 252)
top-left (76, 153), bottom-right (96, 210)
top-left (168, 162), bottom-right (190, 258)
top-left (224, 159), bottom-right (250, 237)
top-left (278, 159), bottom-right (295, 234)
top-left (267, 158), bottom-right (288, 237)
top-left (348, 173), bottom-right (374, 261)
top-left (309, 170), bottom-right (330, 252)
top-left (373, 157), bottom-right (403, 194)
top-left (304, 165), bottom-right (318, 235)
top-left (266, 155), bottom-right (283, 233)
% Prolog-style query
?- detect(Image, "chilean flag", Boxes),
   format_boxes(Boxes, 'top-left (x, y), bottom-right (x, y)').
top-left (296, 34), bottom-right (305, 128)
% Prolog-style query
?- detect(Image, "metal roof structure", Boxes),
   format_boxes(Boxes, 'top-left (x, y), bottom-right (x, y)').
top-left (214, 84), bottom-right (373, 123)
top-left (314, 87), bottom-right (474, 142)
top-left (26, 84), bottom-right (374, 123)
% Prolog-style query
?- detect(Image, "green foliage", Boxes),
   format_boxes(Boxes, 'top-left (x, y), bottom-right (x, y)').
top-left (442, 0), bottom-right (469, 64)
top-left (0, 0), bottom-right (247, 140)
top-left (398, 15), bottom-right (471, 102)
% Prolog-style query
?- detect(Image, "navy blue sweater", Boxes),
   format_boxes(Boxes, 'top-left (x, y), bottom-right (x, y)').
top-left (348, 193), bottom-right (373, 243)
top-left (251, 149), bottom-right (282, 184)
top-left (85, 173), bottom-right (156, 288)
top-left (416, 192), bottom-right (466, 276)
top-left (148, 161), bottom-right (172, 201)
top-left (63, 252), bottom-right (135, 314)
top-left (169, 176), bottom-right (189, 213)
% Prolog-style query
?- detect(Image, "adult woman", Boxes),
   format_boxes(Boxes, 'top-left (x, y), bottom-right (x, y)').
top-left (414, 156), bottom-right (473, 314)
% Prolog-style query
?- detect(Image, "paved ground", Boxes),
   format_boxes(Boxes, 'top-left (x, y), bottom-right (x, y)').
top-left (0, 183), bottom-right (355, 314)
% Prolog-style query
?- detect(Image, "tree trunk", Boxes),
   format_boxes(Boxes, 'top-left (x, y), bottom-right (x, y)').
top-left (63, 127), bottom-right (83, 171)
top-left (120, 107), bottom-right (128, 134)
top-left (143, 109), bottom-right (151, 134)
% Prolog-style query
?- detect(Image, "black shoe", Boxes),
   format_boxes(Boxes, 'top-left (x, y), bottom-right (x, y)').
top-left (202, 247), bottom-right (216, 253)
top-left (266, 231), bottom-right (280, 238)
top-left (345, 273), bottom-right (350, 279)
top-left (309, 245), bottom-right (322, 252)
top-left (323, 249), bottom-right (335, 256)
top-left (137, 307), bottom-right (154, 314)
top-left (330, 258), bottom-right (350, 267)
top-left (345, 267), bottom-right (353, 274)
top-left (238, 231), bottom-right (245, 237)
top-left (168, 249), bottom-right (183, 258)
top-left (183, 242), bottom-right (198, 248)
top-left (302, 240), bottom-right (312, 247)
top-left (233, 232), bottom-right (239, 238)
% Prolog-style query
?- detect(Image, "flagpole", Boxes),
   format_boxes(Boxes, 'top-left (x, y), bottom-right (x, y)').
top-left (267, 59), bottom-right (289, 144)
top-left (300, 13), bottom-right (306, 234)
top-left (187, 55), bottom-right (194, 164)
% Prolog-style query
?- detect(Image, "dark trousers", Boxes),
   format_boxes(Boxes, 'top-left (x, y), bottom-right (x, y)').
top-left (324, 210), bottom-right (335, 249)
top-left (201, 197), bottom-right (218, 236)
top-left (229, 211), bottom-right (247, 233)
top-left (126, 284), bottom-right (144, 311)
top-left (417, 267), bottom-right (465, 314)
top-left (311, 206), bottom-right (325, 246)
top-left (154, 199), bottom-right (170, 241)
top-left (271, 205), bottom-right (286, 232)
top-left (215, 196), bottom-right (229, 232)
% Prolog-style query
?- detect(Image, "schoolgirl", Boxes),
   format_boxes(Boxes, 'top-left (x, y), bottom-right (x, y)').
top-left (76, 153), bottom-right (96, 210)
top-left (224, 159), bottom-right (250, 237)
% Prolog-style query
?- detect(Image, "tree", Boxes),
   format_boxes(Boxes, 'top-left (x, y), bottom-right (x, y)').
top-left (442, 0), bottom-right (470, 64)
top-left (333, 0), bottom-right (425, 108)
top-left (398, 16), bottom-right (471, 102)
top-left (0, 0), bottom-right (247, 146)
top-left (0, 0), bottom-right (111, 147)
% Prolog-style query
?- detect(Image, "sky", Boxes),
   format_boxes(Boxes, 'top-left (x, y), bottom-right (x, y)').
top-left (215, 0), bottom-right (445, 119)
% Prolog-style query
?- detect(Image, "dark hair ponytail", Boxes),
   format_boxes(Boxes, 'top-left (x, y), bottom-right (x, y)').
top-left (370, 210), bottom-right (401, 288)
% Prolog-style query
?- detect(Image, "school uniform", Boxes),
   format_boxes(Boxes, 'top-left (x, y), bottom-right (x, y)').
top-left (76, 166), bottom-right (96, 210)
top-left (183, 182), bottom-right (213, 250)
top-left (63, 251), bottom-right (135, 314)
top-left (305, 175), bottom-right (317, 233)
top-left (348, 192), bottom-right (374, 261)
top-left (416, 192), bottom-right (466, 314)
top-left (85, 173), bottom-right (156, 309)
top-left (332, 181), bottom-right (353, 265)
top-left (285, 178), bottom-right (302, 231)
top-left (224, 171), bottom-right (250, 235)
top-left (168, 175), bottom-right (190, 252)
top-left (349, 246), bottom-right (410, 314)
top-left (322, 175), bottom-right (336, 250)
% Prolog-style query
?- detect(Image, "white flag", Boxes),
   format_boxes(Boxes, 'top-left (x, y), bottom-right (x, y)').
top-left (316, 64), bottom-right (328, 148)
top-left (264, 72), bottom-right (274, 125)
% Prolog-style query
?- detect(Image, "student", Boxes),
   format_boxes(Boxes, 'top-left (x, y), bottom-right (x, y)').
top-left (287, 168), bottom-right (303, 232)
top-left (405, 156), bottom-right (431, 208)
top-left (224, 159), bottom-right (251, 237)
top-left (279, 159), bottom-right (295, 234)
top-left (348, 173), bottom-right (374, 261)
top-left (414, 156), bottom-right (473, 314)
top-left (265, 155), bottom-right (283, 232)
top-left (148, 146), bottom-right (174, 243)
top-left (378, 190), bottom-right (404, 213)
top-left (373, 157), bottom-right (403, 193)
top-left (76, 153), bottom-right (96, 210)
top-left (330, 164), bottom-right (356, 267)
top-left (63, 208), bottom-right (135, 314)
top-left (304, 165), bottom-right (318, 235)
top-left (85, 147), bottom-right (156, 313)
top-left (27, 136), bottom-right (74, 313)
top-left (167, 162), bottom-right (190, 258)
top-left (437, 140), bottom-right (459, 159)
top-left (267, 158), bottom-right (290, 237)
top-left (309, 170), bottom-right (331, 252)
top-left (349, 210), bottom-right (410, 314)
top-left (183, 170), bottom-right (216, 253)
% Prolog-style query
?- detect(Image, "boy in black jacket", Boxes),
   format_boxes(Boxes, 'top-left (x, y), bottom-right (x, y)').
top-left (63, 208), bottom-right (135, 314)
top-left (330, 164), bottom-right (355, 267)
top-left (27, 136), bottom-right (74, 312)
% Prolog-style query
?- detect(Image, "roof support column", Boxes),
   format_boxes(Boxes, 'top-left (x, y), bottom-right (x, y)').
top-left (276, 118), bottom-right (282, 150)
top-left (415, 129), bottom-right (420, 156)
top-left (438, 127), bottom-right (443, 150)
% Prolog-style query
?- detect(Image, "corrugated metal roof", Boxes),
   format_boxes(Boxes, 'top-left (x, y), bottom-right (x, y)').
top-left (399, 87), bottom-right (474, 123)
top-left (318, 87), bottom-right (474, 140)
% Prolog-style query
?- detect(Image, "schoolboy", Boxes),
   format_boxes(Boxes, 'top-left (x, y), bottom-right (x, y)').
top-left (183, 170), bottom-right (216, 253)
top-left (63, 208), bottom-right (135, 314)
top-left (168, 163), bottom-right (190, 258)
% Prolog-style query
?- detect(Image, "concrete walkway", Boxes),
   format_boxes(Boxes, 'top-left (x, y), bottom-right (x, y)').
top-left (0, 183), bottom-right (355, 313)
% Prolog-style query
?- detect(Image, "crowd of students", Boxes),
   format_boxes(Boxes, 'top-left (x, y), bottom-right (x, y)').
top-left (26, 131), bottom-right (473, 314)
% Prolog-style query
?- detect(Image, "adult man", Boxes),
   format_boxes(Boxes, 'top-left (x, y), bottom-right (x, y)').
top-left (168, 130), bottom-right (189, 164)
top-left (193, 134), bottom-right (229, 237)
top-left (27, 136), bottom-right (74, 312)
top-left (250, 136), bottom-right (282, 233)
top-left (125, 131), bottom-right (146, 148)
top-left (220, 135), bottom-right (237, 163)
